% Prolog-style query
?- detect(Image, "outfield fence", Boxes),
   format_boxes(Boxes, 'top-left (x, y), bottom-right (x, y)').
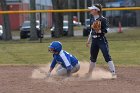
top-left (0, 7), bottom-right (140, 28)
top-left (0, 7), bottom-right (140, 14)
top-left (0, 7), bottom-right (140, 39)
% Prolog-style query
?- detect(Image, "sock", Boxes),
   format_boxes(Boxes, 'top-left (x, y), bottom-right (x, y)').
top-left (108, 61), bottom-right (116, 74)
top-left (88, 62), bottom-right (96, 74)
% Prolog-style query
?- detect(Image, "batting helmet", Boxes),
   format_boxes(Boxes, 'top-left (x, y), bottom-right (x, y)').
top-left (48, 41), bottom-right (62, 53)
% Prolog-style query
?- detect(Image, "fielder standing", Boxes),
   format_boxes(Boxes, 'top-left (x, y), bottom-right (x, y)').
top-left (86, 4), bottom-right (117, 79)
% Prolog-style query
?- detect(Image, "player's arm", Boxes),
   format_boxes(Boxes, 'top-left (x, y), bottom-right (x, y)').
top-left (66, 65), bottom-right (72, 77)
top-left (60, 51), bottom-right (72, 77)
top-left (101, 18), bottom-right (109, 33)
top-left (65, 55), bottom-right (72, 77)
top-left (64, 57), bottom-right (72, 77)
top-left (86, 17), bottom-right (93, 46)
top-left (48, 59), bottom-right (57, 77)
top-left (86, 31), bottom-right (92, 47)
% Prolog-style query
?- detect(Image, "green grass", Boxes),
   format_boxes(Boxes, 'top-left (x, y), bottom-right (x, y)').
top-left (0, 27), bottom-right (140, 66)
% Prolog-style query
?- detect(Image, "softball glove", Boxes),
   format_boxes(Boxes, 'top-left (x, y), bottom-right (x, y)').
top-left (91, 20), bottom-right (101, 33)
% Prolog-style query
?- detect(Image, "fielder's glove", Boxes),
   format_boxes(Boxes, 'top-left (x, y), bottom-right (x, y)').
top-left (91, 20), bottom-right (101, 33)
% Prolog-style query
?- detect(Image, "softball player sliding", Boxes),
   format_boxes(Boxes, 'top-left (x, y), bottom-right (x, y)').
top-left (86, 4), bottom-right (117, 79)
top-left (47, 41), bottom-right (80, 77)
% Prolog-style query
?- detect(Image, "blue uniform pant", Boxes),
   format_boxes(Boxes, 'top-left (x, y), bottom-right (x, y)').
top-left (90, 36), bottom-right (112, 62)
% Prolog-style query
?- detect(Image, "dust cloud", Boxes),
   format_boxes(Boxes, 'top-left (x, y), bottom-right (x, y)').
top-left (31, 62), bottom-right (112, 82)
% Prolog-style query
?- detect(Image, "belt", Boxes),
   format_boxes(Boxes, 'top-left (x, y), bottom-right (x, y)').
top-left (92, 35), bottom-right (102, 38)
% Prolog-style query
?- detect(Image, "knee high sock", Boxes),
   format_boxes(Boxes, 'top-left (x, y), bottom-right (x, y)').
top-left (108, 61), bottom-right (116, 74)
top-left (88, 62), bottom-right (96, 74)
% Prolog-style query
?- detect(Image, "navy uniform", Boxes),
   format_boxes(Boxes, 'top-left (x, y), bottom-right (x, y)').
top-left (86, 4), bottom-right (116, 78)
top-left (89, 15), bottom-right (112, 62)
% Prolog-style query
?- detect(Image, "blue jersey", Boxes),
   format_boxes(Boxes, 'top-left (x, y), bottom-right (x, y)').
top-left (50, 50), bottom-right (78, 70)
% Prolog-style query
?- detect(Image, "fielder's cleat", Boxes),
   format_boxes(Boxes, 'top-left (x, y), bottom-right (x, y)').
top-left (112, 74), bottom-right (117, 79)
top-left (84, 73), bottom-right (92, 78)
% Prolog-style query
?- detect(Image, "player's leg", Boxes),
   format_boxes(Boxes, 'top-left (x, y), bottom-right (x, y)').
top-left (56, 63), bottom-right (80, 76)
top-left (71, 62), bottom-right (80, 73)
top-left (99, 38), bottom-right (116, 78)
top-left (108, 61), bottom-right (117, 78)
top-left (56, 65), bottom-right (67, 76)
top-left (86, 42), bottom-right (99, 77)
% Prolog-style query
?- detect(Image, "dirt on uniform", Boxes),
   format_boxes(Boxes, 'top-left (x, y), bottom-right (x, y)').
top-left (0, 63), bottom-right (140, 93)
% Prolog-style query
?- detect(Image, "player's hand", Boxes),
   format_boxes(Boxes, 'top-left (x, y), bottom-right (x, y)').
top-left (47, 72), bottom-right (51, 77)
top-left (86, 41), bottom-right (90, 47)
top-left (67, 69), bottom-right (72, 77)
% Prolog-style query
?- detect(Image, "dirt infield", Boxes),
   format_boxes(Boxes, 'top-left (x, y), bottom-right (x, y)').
top-left (0, 65), bottom-right (140, 93)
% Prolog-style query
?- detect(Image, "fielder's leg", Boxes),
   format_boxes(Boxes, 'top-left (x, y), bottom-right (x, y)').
top-left (85, 61), bottom-right (96, 78)
top-left (99, 38), bottom-right (117, 79)
top-left (86, 41), bottom-right (99, 78)
top-left (108, 61), bottom-right (117, 79)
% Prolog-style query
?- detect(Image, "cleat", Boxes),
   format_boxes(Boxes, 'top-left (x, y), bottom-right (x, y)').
top-left (84, 73), bottom-right (92, 78)
top-left (112, 74), bottom-right (117, 79)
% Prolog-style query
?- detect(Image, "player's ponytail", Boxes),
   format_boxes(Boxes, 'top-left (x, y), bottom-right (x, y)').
top-left (94, 4), bottom-right (102, 16)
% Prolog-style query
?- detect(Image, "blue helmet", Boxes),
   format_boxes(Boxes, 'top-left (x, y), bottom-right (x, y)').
top-left (48, 41), bottom-right (62, 52)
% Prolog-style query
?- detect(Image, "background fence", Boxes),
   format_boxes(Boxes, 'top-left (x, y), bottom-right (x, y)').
top-left (0, 6), bottom-right (140, 40)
